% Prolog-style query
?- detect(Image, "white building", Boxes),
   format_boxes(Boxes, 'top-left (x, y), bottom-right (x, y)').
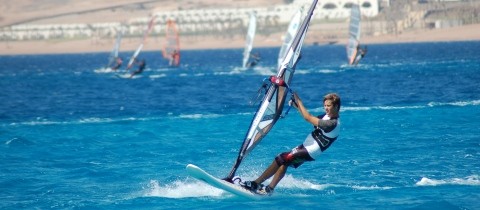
top-left (1, 0), bottom-right (380, 41)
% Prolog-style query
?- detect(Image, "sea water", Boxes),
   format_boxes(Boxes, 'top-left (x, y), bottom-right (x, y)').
top-left (1, 41), bottom-right (479, 209)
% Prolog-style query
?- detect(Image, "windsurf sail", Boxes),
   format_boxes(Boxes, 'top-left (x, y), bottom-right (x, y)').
top-left (225, 0), bottom-right (318, 182)
top-left (162, 19), bottom-right (180, 67)
top-left (126, 15), bottom-right (156, 70)
top-left (242, 12), bottom-right (257, 68)
top-left (106, 26), bottom-right (123, 68)
top-left (278, 10), bottom-right (302, 68)
top-left (346, 4), bottom-right (361, 65)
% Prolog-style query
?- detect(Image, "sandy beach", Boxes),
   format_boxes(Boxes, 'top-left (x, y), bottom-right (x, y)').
top-left (1, 0), bottom-right (479, 56)
top-left (1, 23), bottom-right (479, 56)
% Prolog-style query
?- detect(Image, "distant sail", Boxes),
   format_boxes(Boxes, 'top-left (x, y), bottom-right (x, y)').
top-left (225, 0), bottom-right (318, 181)
top-left (278, 10), bottom-right (302, 68)
top-left (346, 4), bottom-right (361, 65)
top-left (106, 26), bottom-right (123, 68)
top-left (162, 19), bottom-right (180, 67)
top-left (127, 15), bottom-right (156, 70)
top-left (242, 12), bottom-right (257, 68)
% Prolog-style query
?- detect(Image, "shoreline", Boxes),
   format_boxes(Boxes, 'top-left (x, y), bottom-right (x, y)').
top-left (1, 23), bottom-right (479, 55)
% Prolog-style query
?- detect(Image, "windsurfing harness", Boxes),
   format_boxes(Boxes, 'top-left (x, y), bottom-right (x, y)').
top-left (311, 114), bottom-right (340, 152)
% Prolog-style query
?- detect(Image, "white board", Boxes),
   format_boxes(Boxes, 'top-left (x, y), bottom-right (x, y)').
top-left (186, 164), bottom-right (261, 199)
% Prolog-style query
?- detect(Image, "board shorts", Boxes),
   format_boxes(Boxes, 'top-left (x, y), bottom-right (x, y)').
top-left (275, 144), bottom-right (314, 168)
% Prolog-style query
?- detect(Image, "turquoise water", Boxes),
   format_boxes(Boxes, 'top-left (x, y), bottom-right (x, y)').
top-left (1, 42), bottom-right (479, 209)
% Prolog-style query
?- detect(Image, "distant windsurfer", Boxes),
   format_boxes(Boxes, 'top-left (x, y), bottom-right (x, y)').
top-left (111, 57), bottom-right (123, 71)
top-left (353, 45), bottom-right (367, 65)
top-left (130, 58), bottom-right (146, 78)
top-left (169, 50), bottom-right (180, 67)
top-left (242, 92), bottom-right (341, 195)
top-left (247, 52), bottom-right (261, 68)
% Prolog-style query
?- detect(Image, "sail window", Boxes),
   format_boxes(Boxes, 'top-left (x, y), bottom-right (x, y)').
top-left (362, 2), bottom-right (372, 8)
top-left (344, 3), bottom-right (354, 9)
top-left (323, 3), bottom-right (337, 10)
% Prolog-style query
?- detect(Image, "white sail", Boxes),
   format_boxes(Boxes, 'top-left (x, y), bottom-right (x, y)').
top-left (347, 4), bottom-right (361, 65)
top-left (162, 19), bottom-right (181, 67)
top-left (242, 12), bottom-right (257, 68)
top-left (278, 10), bottom-right (302, 67)
top-left (127, 44), bottom-right (144, 69)
top-left (225, 0), bottom-right (318, 181)
top-left (106, 27), bottom-right (123, 68)
top-left (127, 16), bottom-right (156, 69)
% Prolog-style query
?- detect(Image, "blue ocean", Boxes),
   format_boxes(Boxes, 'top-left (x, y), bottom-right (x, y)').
top-left (1, 41), bottom-right (479, 209)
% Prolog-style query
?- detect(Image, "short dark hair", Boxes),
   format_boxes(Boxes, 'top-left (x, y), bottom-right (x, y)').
top-left (324, 93), bottom-right (341, 112)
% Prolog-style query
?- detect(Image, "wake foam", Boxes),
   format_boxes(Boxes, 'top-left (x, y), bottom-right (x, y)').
top-left (142, 175), bottom-right (397, 199)
top-left (276, 175), bottom-right (393, 192)
top-left (143, 179), bottom-right (225, 198)
top-left (277, 174), bottom-right (334, 190)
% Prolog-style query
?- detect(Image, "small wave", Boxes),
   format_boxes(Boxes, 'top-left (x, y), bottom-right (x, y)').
top-left (148, 68), bottom-right (176, 73)
top-left (215, 66), bottom-right (247, 75)
top-left (148, 74), bottom-right (167, 79)
top-left (319, 100), bottom-right (480, 113)
top-left (351, 185), bottom-right (393, 190)
top-left (253, 66), bottom-right (276, 76)
top-left (214, 66), bottom-right (275, 76)
top-left (339, 105), bottom-right (425, 112)
top-left (214, 71), bottom-right (240, 76)
top-left (428, 100), bottom-right (480, 107)
top-left (93, 68), bottom-right (114, 74)
top-left (375, 62), bottom-right (404, 67)
top-left (178, 113), bottom-right (222, 119)
top-left (416, 175), bottom-right (480, 186)
top-left (115, 73), bottom-right (143, 79)
top-left (6, 116), bottom-right (159, 127)
top-left (312, 105), bottom-right (425, 113)
top-left (294, 69), bottom-right (309, 75)
top-left (316, 69), bottom-right (338, 74)
top-left (144, 179), bottom-right (224, 198)
top-left (4, 137), bottom-right (34, 146)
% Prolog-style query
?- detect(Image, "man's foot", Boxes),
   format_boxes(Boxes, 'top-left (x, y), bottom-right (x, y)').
top-left (257, 185), bottom-right (274, 196)
top-left (241, 181), bottom-right (259, 191)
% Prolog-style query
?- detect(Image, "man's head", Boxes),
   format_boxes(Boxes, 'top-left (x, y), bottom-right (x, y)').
top-left (323, 93), bottom-right (341, 117)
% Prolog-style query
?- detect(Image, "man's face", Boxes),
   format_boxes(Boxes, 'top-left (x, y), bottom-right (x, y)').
top-left (324, 99), bottom-right (337, 116)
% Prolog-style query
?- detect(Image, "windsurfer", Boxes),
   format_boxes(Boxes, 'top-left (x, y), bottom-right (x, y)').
top-left (111, 57), bottom-right (123, 70)
top-left (242, 92), bottom-right (341, 195)
top-left (359, 46), bottom-right (367, 58)
top-left (354, 45), bottom-right (367, 65)
top-left (130, 58), bottom-right (146, 78)
top-left (169, 50), bottom-right (180, 66)
top-left (247, 52), bottom-right (261, 68)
